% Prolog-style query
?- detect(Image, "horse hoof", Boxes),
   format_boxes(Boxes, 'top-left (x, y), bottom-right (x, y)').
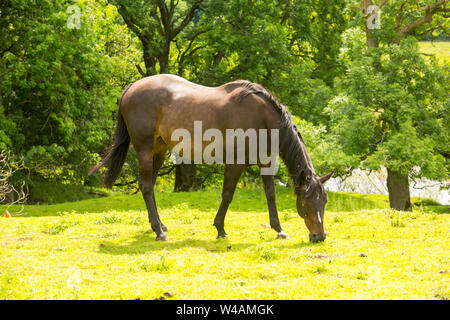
top-left (156, 233), bottom-right (168, 241)
top-left (162, 225), bottom-right (168, 232)
top-left (276, 231), bottom-right (289, 240)
top-left (216, 233), bottom-right (228, 239)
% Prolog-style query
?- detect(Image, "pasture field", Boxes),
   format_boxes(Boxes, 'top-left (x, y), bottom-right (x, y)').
top-left (0, 187), bottom-right (448, 300)
top-left (419, 41), bottom-right (450, 64)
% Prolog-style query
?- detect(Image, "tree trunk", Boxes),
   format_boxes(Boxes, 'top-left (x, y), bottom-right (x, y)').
top-left (158, 44), bottom-right (170, 74)
top-left (361, 0), bottom-right (379, 48)
top-left (142, 43), bottom-right (157, 76)
top-left (174, 163), bottom-right (198, 192)
top-left (386, 168), bottom-right (412, 211)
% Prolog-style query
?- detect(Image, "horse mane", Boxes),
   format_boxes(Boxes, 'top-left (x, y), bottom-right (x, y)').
top-left (230, 80), bottom-right (316, 191)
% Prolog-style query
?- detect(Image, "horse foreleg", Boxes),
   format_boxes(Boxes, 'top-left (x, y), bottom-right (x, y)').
top-left (137, 146), bottom-right (167, 241)
top-left (260, 174), bottom-right (289, 239)
top-left (214, 164), bottom-right (245, 238)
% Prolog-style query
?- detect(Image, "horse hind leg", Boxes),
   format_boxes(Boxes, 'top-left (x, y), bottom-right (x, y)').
top-left (151, 138), bottom-right (168, 232)
top-left (136, 144), bottom-right (167, 241)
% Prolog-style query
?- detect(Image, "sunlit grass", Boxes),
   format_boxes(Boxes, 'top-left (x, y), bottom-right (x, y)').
top-left (419, 41), bottom-right (450, 64)
top-left (0, 188), bottom-right (448, 299)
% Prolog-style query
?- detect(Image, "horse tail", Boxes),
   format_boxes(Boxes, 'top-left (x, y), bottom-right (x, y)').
top-left (88, 85), bottom-right (132, 187)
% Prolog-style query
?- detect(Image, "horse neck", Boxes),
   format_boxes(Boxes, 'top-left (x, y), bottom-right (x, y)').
top-left (278, 114), bottom-right (316, 187)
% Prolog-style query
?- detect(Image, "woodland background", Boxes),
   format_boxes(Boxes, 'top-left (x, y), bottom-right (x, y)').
top-left (1, 0), bottom-right (449, 210)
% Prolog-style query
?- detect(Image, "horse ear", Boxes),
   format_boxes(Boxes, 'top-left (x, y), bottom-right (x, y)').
top-left (319, 171), bottom-right (334, 184)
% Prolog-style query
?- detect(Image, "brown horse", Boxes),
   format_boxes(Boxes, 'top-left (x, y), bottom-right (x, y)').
top-left (90, 74), bottom-right (333, 242)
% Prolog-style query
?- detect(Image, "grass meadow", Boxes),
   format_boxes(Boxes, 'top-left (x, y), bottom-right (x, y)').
top-left (419, 41), bottom-right (450, 64)
top-left (0, 186), bottom-right (448, 300)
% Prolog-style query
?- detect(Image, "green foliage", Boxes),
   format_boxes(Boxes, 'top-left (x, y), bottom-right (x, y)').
top-left (251, 243), bottom-right (279, 261)
top-left (27, 179), bottom-right (100, 204)
top-left (186, 0), bottom-right (345, 123)
top-left (2, 0), bottom-right (448, 202)
top-left (43, 217), bottom-right (80, 235)
top-left (325, 28), bottom-right (449, 181)
top-left (368, 0), bottom-right (449, 45)
top-left (0, 0), bottom-right (141, 195)
top-left (95, 213), bottom-right (122, 224)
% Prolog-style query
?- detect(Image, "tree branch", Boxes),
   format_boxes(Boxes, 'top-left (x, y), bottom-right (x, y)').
top-left (172, 0), bottom-right (202, 37)
top-left (117, 4), bottom-right (144, 41)
top-left (396, 1), bottom-right (407, 28)
top-left (158, 165), bottom-right (176, 176)
top-left (156, 0), bottom-right (171, 35)
top-left (378, 0), bottom-right (388, 9)
top-left (113, 179), bottom-right (137, 187)
top-left (393, 0), bottom-right (448, 43)
top-left (135, 64), bottom-right (146, 77)
top-left (176, 29), bottom-right (207, 65)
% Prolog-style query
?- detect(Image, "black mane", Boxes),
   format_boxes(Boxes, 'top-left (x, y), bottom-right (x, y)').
top-left (232, 80), bottom-right (315, 190)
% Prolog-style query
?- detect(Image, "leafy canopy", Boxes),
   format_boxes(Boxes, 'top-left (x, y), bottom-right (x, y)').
top-left (325, 28), bottom-right (449, 181)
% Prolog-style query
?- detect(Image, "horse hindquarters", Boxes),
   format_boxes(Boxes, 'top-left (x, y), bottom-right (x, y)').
top-left (122, 88), bottom-right (168, 240)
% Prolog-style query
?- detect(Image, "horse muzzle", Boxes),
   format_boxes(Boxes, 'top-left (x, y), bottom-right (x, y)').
top-left (309, 232), bottom-right (326, 243)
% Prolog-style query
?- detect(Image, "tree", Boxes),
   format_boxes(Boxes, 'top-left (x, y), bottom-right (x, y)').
top-left (184, 0), bottom-right (348, 124)
top-left (325, 0), bottom-right (449, 211)
top-left (0, 0), bottom-right (141, 199)
top-left (110, 0), bottom-right (205, 76)
top-left (351, 0), bottom-right (449, 48)
top-left (0, 150), bottom-right (27, 210)
top-left (284, 0), bottom-right (350, 86)
top-left (0, 1), bottom-right (112, 177)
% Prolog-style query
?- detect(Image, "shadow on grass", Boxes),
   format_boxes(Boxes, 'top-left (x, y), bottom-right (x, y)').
top-left (97, 230), bottom-right (320, 255)
top-left (414, 204), bottom-right (450, 214)
top-left (97, 230), bottom-right (255, 255)
top-left (412, 199), bottom-right (450, 214)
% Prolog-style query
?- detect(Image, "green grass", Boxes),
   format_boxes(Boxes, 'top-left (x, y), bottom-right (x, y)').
top-left (4, 187), bottom-right (392, 218)
top-left (419, 41), bottom-right (450, 64)
top-left (0, 187), bottom-right (448, 299)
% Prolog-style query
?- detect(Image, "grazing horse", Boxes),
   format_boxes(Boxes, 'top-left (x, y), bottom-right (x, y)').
top-left (89, 74), bottom-right (333, 242)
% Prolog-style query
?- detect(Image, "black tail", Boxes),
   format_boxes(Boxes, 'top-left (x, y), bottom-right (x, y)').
top-left (89, 85), bottom-right (132, 187)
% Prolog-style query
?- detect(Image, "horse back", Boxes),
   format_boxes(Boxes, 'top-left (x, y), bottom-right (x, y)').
top-left (120, 74), bottom-right (279, 149)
